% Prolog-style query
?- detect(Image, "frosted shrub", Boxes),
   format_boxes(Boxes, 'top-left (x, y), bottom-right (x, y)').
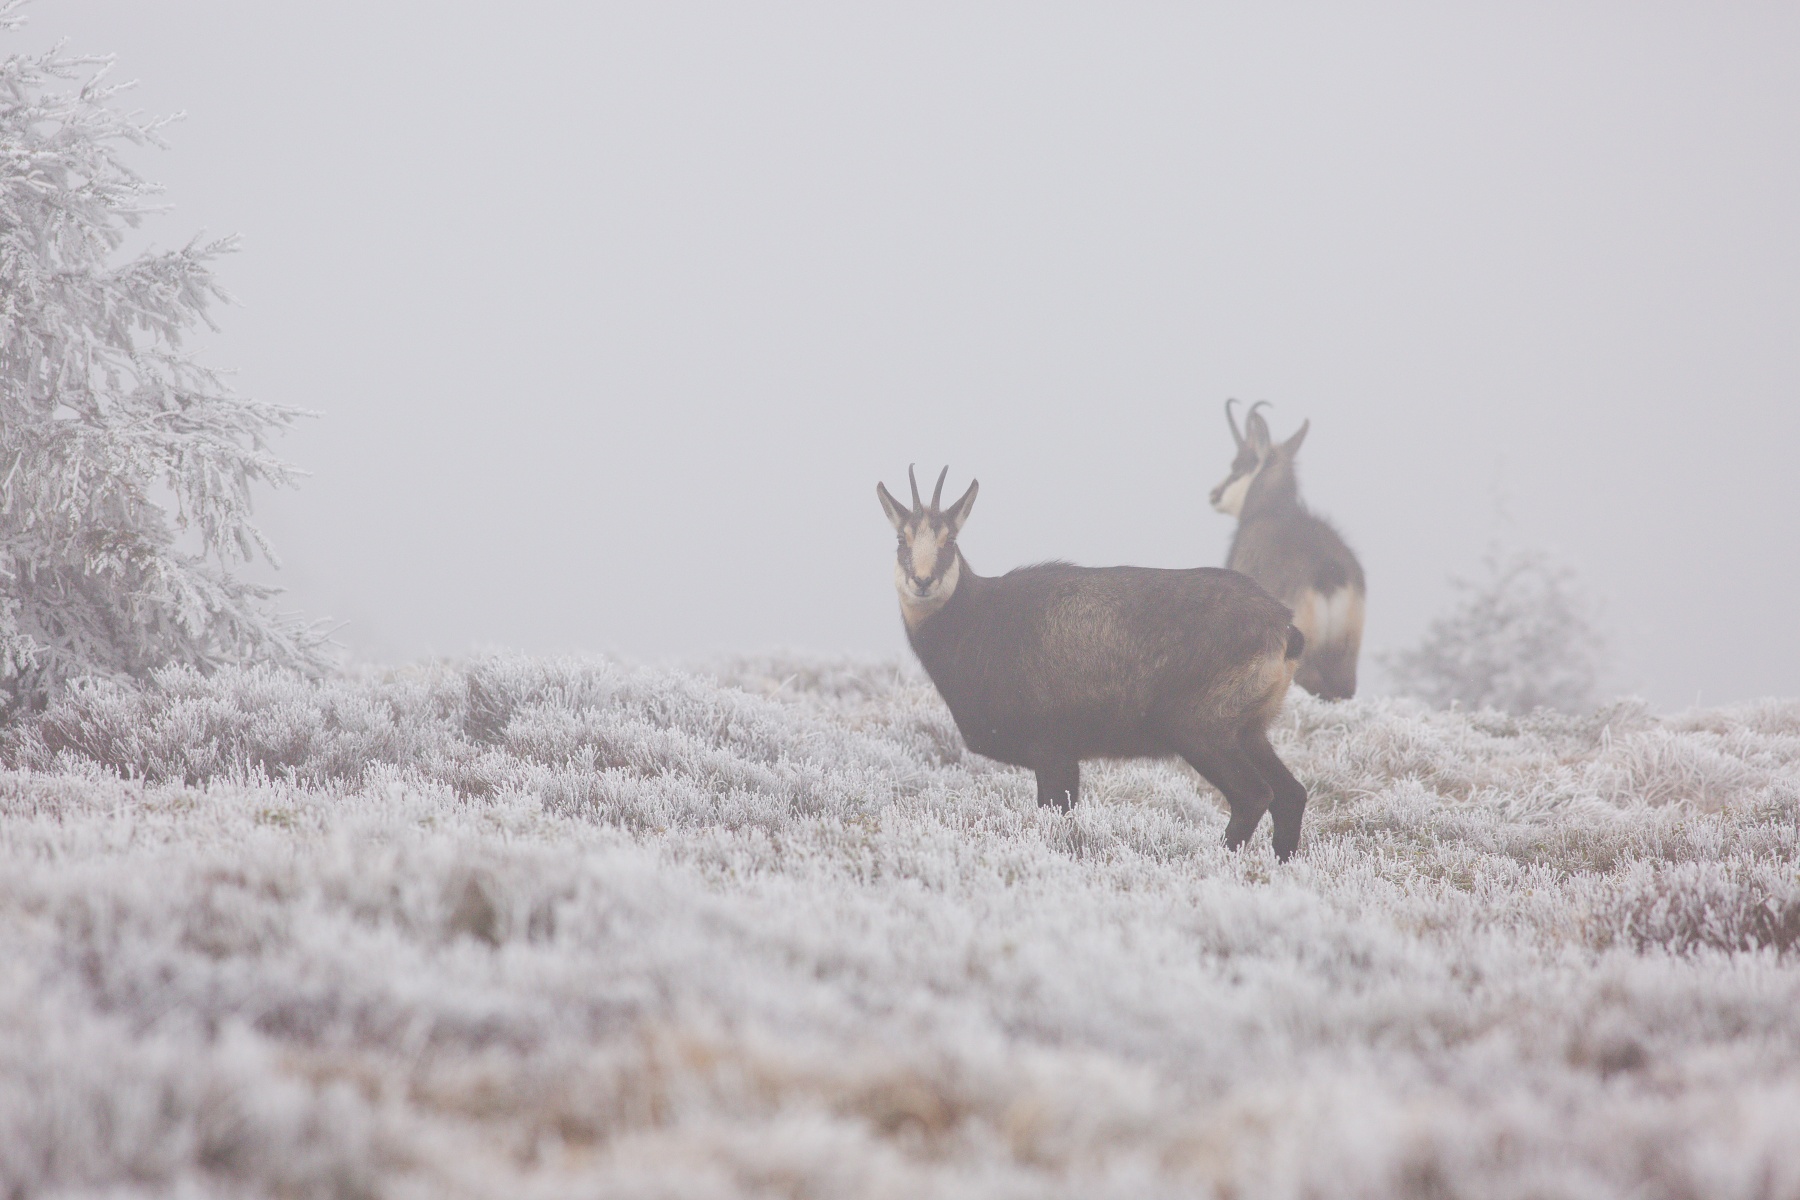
top-left (1387, 545), bottom-right (1605, 714)
top-left (0, 4), bottom-right (322, 714)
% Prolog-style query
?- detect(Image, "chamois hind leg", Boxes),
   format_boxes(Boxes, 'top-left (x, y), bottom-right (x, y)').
top-left (1164, 726), bottom-right (1273, 852)
top-left (1238, 724), bottom-right (1308, 862)
top-left (1030, 747), bottom-right (1080, 812)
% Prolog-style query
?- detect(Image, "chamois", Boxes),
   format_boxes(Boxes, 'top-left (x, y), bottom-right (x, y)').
top-left (877, 466), bottom-right (1311, 861)
top-left (1211, 401), bottom-right (1366, 700)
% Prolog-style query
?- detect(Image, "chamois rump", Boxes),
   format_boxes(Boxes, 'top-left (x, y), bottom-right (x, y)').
top-left (1211, 400), bottom-right (1366, 700)
top-left (877, 466), bottom-right (1311, 861)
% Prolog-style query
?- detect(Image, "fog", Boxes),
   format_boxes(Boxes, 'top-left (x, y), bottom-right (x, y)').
top-left (27, 2), bottom-right (1800, 707)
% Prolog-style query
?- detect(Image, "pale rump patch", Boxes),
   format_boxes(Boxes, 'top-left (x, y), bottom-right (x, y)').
top-left (1198, 630), bottom-right (1298, 725)
top-left (1254, 640), bottom-right (1299, 722)
top-left (1292, 586), bottom-right (1365, 652)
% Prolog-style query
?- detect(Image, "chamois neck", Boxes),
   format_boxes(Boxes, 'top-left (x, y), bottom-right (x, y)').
top-left (1242, 467), bottom-right (1302, 522)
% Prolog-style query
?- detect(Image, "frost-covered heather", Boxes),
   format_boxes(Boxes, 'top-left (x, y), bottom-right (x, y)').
top-left (2, 656), bottom-right (1799, 1199)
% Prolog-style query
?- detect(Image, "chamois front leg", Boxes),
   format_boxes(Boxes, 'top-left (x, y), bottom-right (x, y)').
top-left (1031, 747), bottom-right (1080, 812)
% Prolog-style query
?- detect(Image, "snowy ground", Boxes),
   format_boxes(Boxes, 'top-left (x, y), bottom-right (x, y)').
top-left (2, 656), bottom-right (1798, 1199)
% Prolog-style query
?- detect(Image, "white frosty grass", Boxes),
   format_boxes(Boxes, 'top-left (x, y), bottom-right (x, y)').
top-left (2, 657), bottom-right (1798, 1199)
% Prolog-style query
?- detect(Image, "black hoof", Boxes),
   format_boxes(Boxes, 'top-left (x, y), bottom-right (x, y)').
top-left (1223, 817), bottom-right (1261, 851)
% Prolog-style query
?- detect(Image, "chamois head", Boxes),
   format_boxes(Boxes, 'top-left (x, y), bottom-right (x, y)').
top-left (1211, 399), bottom-right (1309, 517)
top-left (876, 465), bottom-right (979, 628)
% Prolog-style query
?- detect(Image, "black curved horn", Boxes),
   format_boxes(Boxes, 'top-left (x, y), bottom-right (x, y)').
top-left (1246, 401), bottom-right (1273, 445)
top-left (1225, 398), bottom-right (1244, 448)
top-left (930, 465), bottom-right (949, 512)
top-left (908, 464), bottom-right (922, 512)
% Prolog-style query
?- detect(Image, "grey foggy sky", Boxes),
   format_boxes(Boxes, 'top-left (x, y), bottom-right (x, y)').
top-left (23, 3), bottom-right (1800, 706)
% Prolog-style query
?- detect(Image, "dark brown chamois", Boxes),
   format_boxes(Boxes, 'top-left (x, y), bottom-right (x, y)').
top-left (878, 466), bottom-right (1311, 861)
top-left (1211, 400), bottom-right (1366, 700)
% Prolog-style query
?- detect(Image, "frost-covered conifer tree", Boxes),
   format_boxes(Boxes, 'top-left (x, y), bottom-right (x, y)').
top-left (1386, 546), bottom-right (1605, 715)
top-left (0, 4), bottom-right (323, 713)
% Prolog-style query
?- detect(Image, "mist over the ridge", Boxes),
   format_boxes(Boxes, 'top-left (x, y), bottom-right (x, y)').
top-left (27, 2), bottom-right (1800, 707)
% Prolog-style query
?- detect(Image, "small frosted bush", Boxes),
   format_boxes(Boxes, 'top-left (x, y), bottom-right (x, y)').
top-left (1387, 545), bottom-right (1606, 715)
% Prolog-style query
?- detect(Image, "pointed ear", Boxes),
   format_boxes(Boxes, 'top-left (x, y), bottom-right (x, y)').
top-left (1281, 419), bottom-right (1310, 457)
top-left (876, 482), bottom-right (910, 532)
top-left (942, 478), bottom-right (978, 534)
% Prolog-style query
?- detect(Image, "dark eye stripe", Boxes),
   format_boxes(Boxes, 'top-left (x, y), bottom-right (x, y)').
top-left (898, 527), bottom-right (954, 584)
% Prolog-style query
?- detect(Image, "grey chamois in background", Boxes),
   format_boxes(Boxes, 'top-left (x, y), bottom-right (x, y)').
top-left (1211, 400), bottom-right (1366, 700)
top-left (878, 465), bottom-right (1312, 860)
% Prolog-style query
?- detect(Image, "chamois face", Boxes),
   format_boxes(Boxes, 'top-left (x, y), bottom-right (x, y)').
top-left (1210, 440), bottom-right (1265, 516)
top-left (876, 467), bottom-right (979, 629)
top-left (1211, 401), bottom-right (1307, 516)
